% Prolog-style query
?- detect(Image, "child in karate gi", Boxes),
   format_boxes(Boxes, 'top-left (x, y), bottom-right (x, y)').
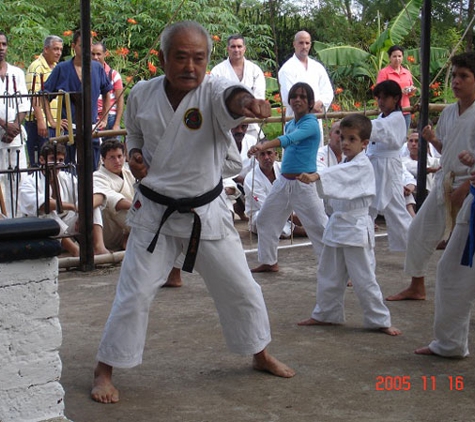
top-left (297, 114), bottom-right (401, 335)
top-left (248, 82), bottom-right (328, 273)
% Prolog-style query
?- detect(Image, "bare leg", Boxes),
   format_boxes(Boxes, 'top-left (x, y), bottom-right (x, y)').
top-left (251, 263), bottom-right (279, 273)
top-left (379, 326), bottom-right (402, 336)
top-left (162, 266), bottom-right (183, 287)
top-left (91, 361), bottom-right (119, 404)
top-left (93, 224), bottom-right (110, 255)
top-left (386, 276), bottom-right (426, 301)
top-left (252, 349), bottom-right (295, 378)
top-left (297, 318), bottom-right (336, 326)
top-left (62, 238), bottom-right (80, 257)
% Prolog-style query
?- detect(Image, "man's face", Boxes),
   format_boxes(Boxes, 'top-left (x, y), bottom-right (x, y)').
top-left (293, 32), bottom-right (311, 61)
top-left (91, 44), bottom-right (105, 65)
top-left (40, 153), bottom-right (66, 173)
top-left (103, 148), bottom-right (125, 175)
top-left (257, 148), bottom-right (276, 172)
top-left (43, 41), bottom-right (63, 65)
top-left (227, 38), bottom-right (246, 62)
top-left (0, 35), bottom-right (8, 63)
top-left (407, 132), bottom-right (419, 155)
top-left (451, 65), bottom-right (475, 102)
top-left (231, 123), bottom-right (249, 144)
top-left (159, 29), bottom-right (208, 94)
top-left (328, 121), bottom-right (341, 153)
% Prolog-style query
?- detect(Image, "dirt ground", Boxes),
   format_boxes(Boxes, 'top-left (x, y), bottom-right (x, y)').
top-left (57, 221), bottom-right (475, 422)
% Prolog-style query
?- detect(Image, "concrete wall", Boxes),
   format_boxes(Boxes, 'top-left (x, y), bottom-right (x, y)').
top-left (0, 258), bottom-right (68, 422)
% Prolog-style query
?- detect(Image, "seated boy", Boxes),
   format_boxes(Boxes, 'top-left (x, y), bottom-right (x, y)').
top-left (296, 114), bottom-right (401, 336)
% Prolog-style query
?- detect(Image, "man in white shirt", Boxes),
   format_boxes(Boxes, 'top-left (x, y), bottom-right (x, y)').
top-left (278, 30), bottom-right (333, 135)
top-left (211, 34), bottom-right (266, 139)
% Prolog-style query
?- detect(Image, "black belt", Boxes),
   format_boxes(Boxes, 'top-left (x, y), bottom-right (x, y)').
top-left (139, 180), bottom-right (223, 273)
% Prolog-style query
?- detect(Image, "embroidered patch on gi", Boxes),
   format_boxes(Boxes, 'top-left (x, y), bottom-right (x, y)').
top-left (184, 108), bottom-right (202, 130)
top-left (133, 200), bottom-right (142, 210)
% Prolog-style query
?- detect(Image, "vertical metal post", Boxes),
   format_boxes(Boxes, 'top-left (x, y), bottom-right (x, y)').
top-left (78, 0), bottom-right (94, 271)
top-left (416, 0), bottom-right (431, 210)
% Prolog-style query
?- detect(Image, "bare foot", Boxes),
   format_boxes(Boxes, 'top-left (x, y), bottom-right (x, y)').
top-left (297, 318), bottom-right (335, 326)
top-left (94, 247), bottom-right (111, 256)
top-left (162, 267), bottom-right (182, 287)
top-left (252, 349), bottom-right (295, 378)
top-left (386, 288), bottom-right (426, 301)
top-left (347, 280), bottom-right (353, 287)
top-left (414, 346), bottom-right (436, 355)
top-left (379, 326), bottom-right (402, 336)
top-left (91, 362), bottom-right (119, 404)
top-left (251, 263), bottom-right (279, 273)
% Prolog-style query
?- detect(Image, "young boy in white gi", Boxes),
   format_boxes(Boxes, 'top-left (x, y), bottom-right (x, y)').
top-left (297, 114), bottom-right (401, 336)
top-left (415, 150), bottom-right (475, 357)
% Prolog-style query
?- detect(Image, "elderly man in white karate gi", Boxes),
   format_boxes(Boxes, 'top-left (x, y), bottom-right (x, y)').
top-left (91, 20), bottom-right (295, 405)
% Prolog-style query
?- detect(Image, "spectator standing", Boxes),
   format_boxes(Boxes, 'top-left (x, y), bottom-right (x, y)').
top-left (0, 31), bottom-right (30, 217)
top-left (91, 42), bottom-right (124, 133)
top-left (25, 35), bottom-right (63, 167)
top-left (377, 45), bottom-right (416, 130)
top-left (278, 30), bottom-right (333, 136)
top-left (211, 34), bottom-right (266, 139)
top-left (43, 30), bottom-right (112, 169)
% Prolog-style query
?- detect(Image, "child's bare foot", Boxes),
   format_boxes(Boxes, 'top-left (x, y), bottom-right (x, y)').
top-left (386, 288), bottom-right (426, 301)
top-left (379, 326), bottom-right (402, 336)
top-left (91, 362), bottom-right (119, 404)
top-left (297, 318), bottom-right (335, 326)
top-left (414, 346), bottom-right (436, 355)
top-left (252, 349), bottom-right (295, 378)
top-left (251, 263), bottom-right (279, 273)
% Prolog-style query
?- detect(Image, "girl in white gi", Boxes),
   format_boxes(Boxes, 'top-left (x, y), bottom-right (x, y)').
top-left (415, 150), bottom-right (475, 356)
top-left (297, 114), bottom-right (401, 336)
top-left (248, 82), bottom-right (328, 273)
top-left (367, 80), bottom-right (412, 252)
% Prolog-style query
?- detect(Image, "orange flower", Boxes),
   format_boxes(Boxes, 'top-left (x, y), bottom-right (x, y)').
top-left (354, 102), bottom-right (362, 109)
top-left (264, 71), bottom-right (272, 78)
top-left (91, 31), bottom-right (97, 38)
top-left (148, 62), bottom-right (157, 74)
top-left (406, 55), bottom-right (416, 64)
top-left (212, 35), bottom-right (220, 42)
top-left (335, 87), bottom-right (344, 95)
top-left (125, 75), bottom-right (134, 84)
top-left (116, 47), bottom-right (130, 57)
top-left (430, 82), bottom-right (441, 90)
top-left (63, 30), bottom-right (73, 37)
top-left (273, 93), bottom-right (281, 102)
top-left (330, 103), bottom-right (341, 112)
top-left (276, 107), bottom-right (282, 114)
top-left (150, 49), bottom-right (159, 56)
top-left (127, 18), bottom-right (138, 24)
top-left (433, 91), bottom-right (440, 97)
top-left (133, 51), bottom-right (139, 59)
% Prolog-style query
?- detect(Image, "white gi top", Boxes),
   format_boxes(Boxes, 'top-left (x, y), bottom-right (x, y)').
top-left (211, 57), bottom-right (266, 100)
top-left (125, 75), bottom-right (245, 240)
top-left (316, 151), bottom-right (375, 248)
top-left (93, 164), bottom-right (135, 215)
top-left (19, 170), bottom-right (78, 234)
top-left (236, 132), bottom-right (257, 179)
top-left (278, 54), bottom-right (334, 117)
top-left (0, 63), bottom-right (30, 149)
top-left (316, 144), bottom-right (343, 169)
top-left (433, 101), bottom-right (475, 203)
top-left (366, 110), bottom-right (407, 212)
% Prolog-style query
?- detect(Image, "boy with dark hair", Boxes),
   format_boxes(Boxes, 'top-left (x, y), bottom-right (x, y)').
top-left (297, 114), bottom-right (401, 336)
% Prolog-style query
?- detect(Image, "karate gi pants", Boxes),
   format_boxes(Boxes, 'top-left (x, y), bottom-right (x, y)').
top-left (311, 244), bottom-right (391, 328)
top-left (404, 187), bottom-right (446, 277)
top-left (256, 177), bottom-right (328, 265)
top-left (429, 220), bottom-right (475, 357)
top-left (370, 192), bottom-right (411, 252)
top-left (96, 223), bottom-right (271, 368)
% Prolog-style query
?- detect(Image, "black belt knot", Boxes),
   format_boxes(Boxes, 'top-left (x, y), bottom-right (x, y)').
top-left (138, 180), bottom-right (223, 273)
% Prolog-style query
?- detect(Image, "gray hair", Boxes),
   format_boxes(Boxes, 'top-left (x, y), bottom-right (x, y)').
top-left (44, 35), bottom-right (63, 48)
top-left (160, 21), bottom-right (212, 61)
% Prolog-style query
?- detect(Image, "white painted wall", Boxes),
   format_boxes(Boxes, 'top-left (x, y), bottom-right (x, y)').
top-left (0, 257), bottom-right (68, 422)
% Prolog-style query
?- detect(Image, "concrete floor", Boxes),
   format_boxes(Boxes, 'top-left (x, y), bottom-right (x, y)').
top-left (57, 221), bottom-right (475, 422)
